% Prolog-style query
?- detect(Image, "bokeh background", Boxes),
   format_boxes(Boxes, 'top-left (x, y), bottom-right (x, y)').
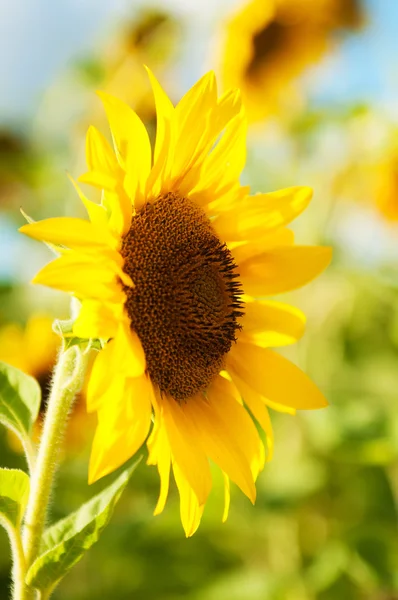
top-left (1, 0), bottom-right (398, 598)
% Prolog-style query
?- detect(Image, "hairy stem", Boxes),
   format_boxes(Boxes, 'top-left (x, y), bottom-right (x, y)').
top-left (21, 437), bottom-right (37, 475)
top-left (1, 518), bottom-right (27, 600)
top-left (20, 345), bottom-right (89, 599)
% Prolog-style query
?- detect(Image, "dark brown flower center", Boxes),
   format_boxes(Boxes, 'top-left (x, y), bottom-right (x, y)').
top-left (120, 192), bottom-right (244, 401)
top-left (246, 20), bottom-right (288, 81)
top-left (246, 0), bottom-right (363, 82)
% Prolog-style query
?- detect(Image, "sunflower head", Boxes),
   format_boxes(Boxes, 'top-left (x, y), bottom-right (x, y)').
top-left (120, 191), bottom-right (244, 400)
top-left (122, 9), bottom-right (174, 55)
top-left (20, 69), bottom-right (331, 535)
top-left (220, 0), bottom-right (365, 121)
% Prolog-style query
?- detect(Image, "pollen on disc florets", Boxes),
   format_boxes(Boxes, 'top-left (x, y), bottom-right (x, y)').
top-left (120, 192), bottom-right (244, 401)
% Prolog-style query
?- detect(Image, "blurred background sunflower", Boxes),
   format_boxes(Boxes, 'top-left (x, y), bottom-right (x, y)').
top-left (0, 314), bottom-right (94, 458)
top-left (1, 1), bottom-right (398, 599)
top-left (218, 0), bottom-right (364, 122)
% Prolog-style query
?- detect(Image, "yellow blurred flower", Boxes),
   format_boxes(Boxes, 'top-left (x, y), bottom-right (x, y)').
top-left (332, 113), bottom-right (398, 223)
top-left (0, 315), bottom-right (93, 452)
top-left (219, 0), bottom-right (363, 121)
top-left (0, 315), bottom-right (58, 385)
top-left (21, 70), bottom-right (331, 535)
top-left (373, 151), bottom-right (398, 222)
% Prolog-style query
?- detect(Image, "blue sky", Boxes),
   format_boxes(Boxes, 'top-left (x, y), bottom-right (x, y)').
top-left (307, 0), bottom-right (398, 111)
top-left (0, 0), bottom-right (397, 126)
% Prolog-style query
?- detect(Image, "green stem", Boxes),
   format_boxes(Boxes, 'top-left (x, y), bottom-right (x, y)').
top-left (20, 344), bottom-right (89, 599)
top-left (1, 518), bottom-right (27, 600)
top-left (21, 436), bottom-right (37, 475)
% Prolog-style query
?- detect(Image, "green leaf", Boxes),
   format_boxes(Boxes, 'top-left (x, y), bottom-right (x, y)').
top-left (52, 320), bottom-right (102, 351)
top-left (0, 468), bottom-right (30, 529)
top-left (0, 361), bottom-right (41, 446)
top-left (26, 457), bottom-right (141, 594)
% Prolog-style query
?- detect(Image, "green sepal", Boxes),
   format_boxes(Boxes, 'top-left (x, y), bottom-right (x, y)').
top-left (0, 468), bottom-right (30, 529)
top-left (0, 361), bottom-right (41, 446)
top-left (52, 320), bottom-right (102, 351)
top-left (63, 337), bottom-right (102, 352)
top-left (26, 457), bottom-right (141, 594)
top-left (52, 318), bottom-right (74, 337)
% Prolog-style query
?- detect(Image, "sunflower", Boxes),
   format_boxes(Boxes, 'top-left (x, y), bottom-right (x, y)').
top-left (0, 315), bottom-right (57, 453)
top-left (219, 0), bottom-right (364, 122)
top-left (20, 69), bottom-right (332, 536)
top-left (0, 315), bottom-right (58, 383)
top-left (0, 315), bottom-right (93, 452)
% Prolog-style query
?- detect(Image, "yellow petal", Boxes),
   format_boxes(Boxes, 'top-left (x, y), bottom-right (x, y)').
top-left (112, 323), bottom-right (146, 379)
top-left (87, 342), bottom-right (119, 413)
top-left (147, 412), bottom-right (171, 516)
top-left (86, 324), bottom-right (145, 412)
top-left (78, 170), bottom-right (120, 192)
top-left (264, 398), bottom-right (296, 415)
top-left (32, 257), bottom-right (123, 301)
top-left (97, 91), bottom-right (151, 207)
top-left (171, 72), bottom-right (217, 181)
top-left (184, 385), bottom-right (258, 503)
top-left (188, 111), bottom-right (247, 202)
top-left (73, 300), bottom-right (120, 339)
top-left (178, 95), bottom-right (245, 199)
top-left (228, 359), bottom-right (296, 415)
top-left (89, 373), bottom-right (153, 483)
top-left (211, 110), bottom-right (247, 187)
top-left (67, 174), bottom-right (109, 228)
top-left (239, 299), bottom-right (306, 347)
top-left (214, 88), bottom-right (242, 133)
top-left (185, 90), bottom-right (243, 194)
top-left (209, 375), bottom-right (265, 479)
top-left (229, 343), bottom-right (328, 410)
top-left (222, 473), bottom-right (230, 523)
top-left (53, 243), bottom-right (125, 268)
top-left (31, 252), bottom-right (127, 301)
top-left (102, 189), bottom-right (133, 238)
top-left (213, 187), bottom-right (313, 241)
top-left (173, 462), bottom-right (204, 537)
top-left (85, 125), bottom-right (119, 175)
top-left (239, 245), bottom-right (332, 296)
top-left (229, 370), bottom-right (274, 460)
top-left (19, 217), bottom-right (117, 250)
top-left (145, 66), bottom-right (175, 195)
top-left (231, 228), bottom-right (295, 263)
top-left (175, 71), bottom-right (217, 121)
top-left (161, 396), bottom-right (212, 506)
